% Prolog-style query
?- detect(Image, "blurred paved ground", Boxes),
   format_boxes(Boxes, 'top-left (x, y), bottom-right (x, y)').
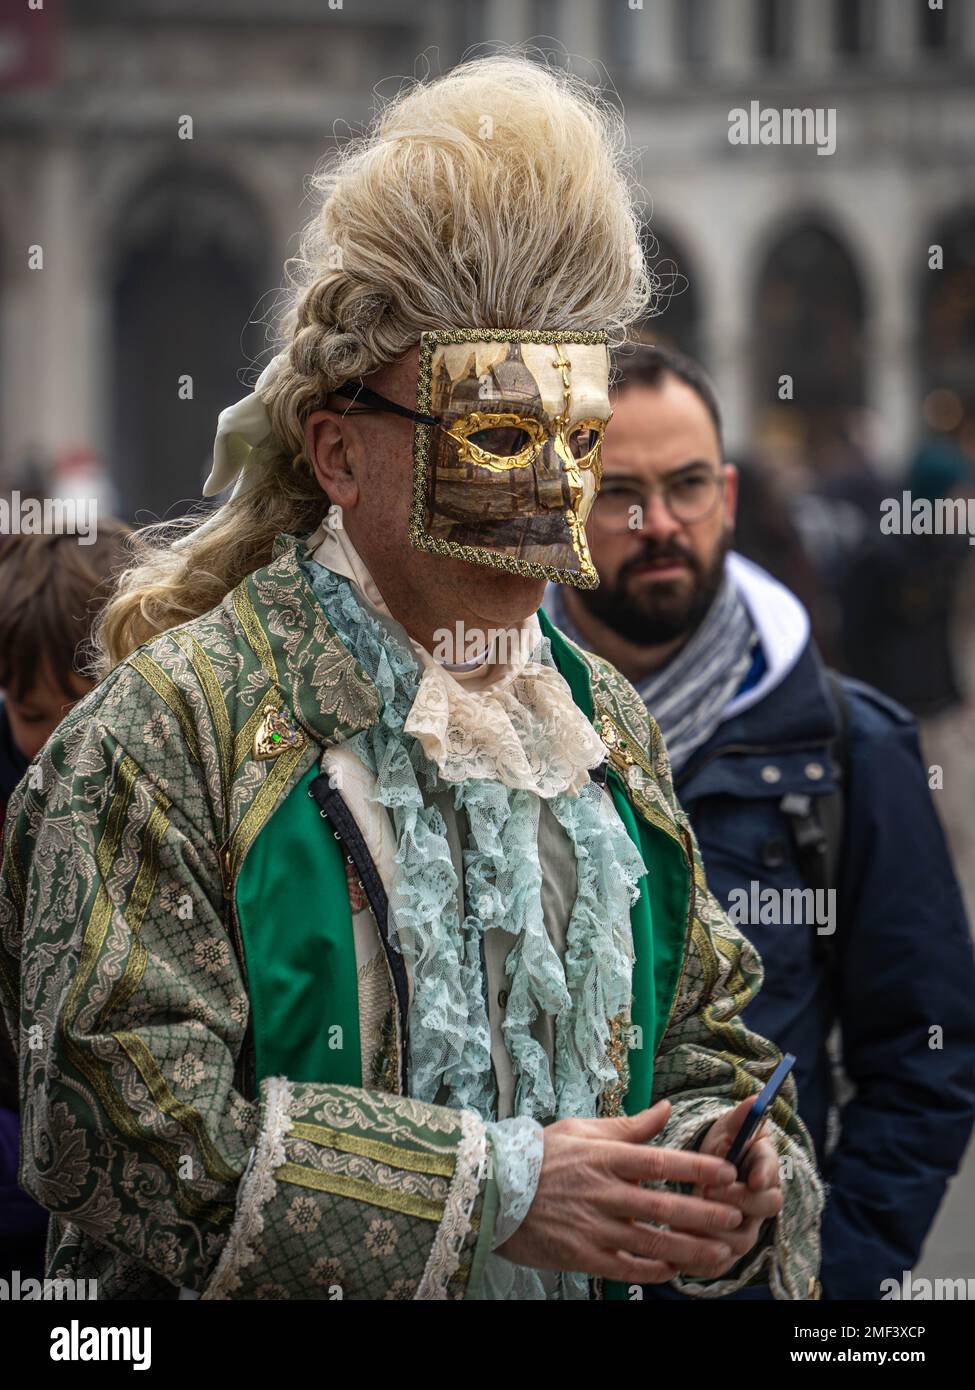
top-left (915, 1132), bottom-right (975, 1283)
top-left (911, 578), bottom-right (975, 1288)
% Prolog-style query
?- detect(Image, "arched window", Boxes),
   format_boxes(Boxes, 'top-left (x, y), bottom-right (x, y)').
top-left (677, 0), bottom-right (712, 69)
top-left (921, 209), bottom-right (975, 453)
top-left (638, 224), bottom-right (701, 362)
top-left (752, 220), bottom-right (866, 464)
top-left (110, 166), bottom-right (271, 523)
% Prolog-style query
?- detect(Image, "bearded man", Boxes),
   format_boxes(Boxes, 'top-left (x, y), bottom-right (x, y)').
top-left (0, 58), bottom-right (822, 1300)
top-left (547, 342), bottom-right (975, 1301)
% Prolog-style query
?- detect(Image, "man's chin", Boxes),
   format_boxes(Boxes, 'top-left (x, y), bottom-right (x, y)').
top-left (623, 567), bottom-right (695, 606)
top-left (455, 563), bottom-right (547, 626)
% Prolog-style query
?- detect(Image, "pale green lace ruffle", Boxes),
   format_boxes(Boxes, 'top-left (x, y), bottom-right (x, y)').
top-left (303, 559), bottom-right (647, 1295)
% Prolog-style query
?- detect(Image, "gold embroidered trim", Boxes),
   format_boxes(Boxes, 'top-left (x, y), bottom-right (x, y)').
top-left (233, 580), bottom-right (278, 684)
top-left (60, 754), bottom-right (138, 1028)
top-left (656, 823), bottom-right (698, 1055)
top-left (696, 926), bottom-right (755, 1057)
top-left (692, 917), bottom-right (720, 1000)
top-left (275, 1161), bottom-right (445, 1222)
top-left (128, 652), bottom-right (202, 765)
top-left (594, 706), bottom-right (699, 1058)
top-left (227, 741), bottom-right (307, 884)
top-left (94, 796), bottom-right (170, 1030)
top-left (289, 1121), bottom-right (455, 1178)
top-left (595, 709), bottom-right (688, 846)
top-left (713, 931), bottom-right (750, 1012)
top-left (369, 1005), bottom-right (401, 1096)
top-left (183, 635), bottom-right (234, 824)
top-left (409, 328), bottom-right (606, 589)
top-left (113, 1029), bottom-right (239, 1183)
top-left (596, 710), bottom-right (679, 838)
top-left (599, 1011), bottom-right (631, 1118)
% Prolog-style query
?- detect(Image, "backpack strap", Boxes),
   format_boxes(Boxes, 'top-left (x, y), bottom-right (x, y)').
top-left (778, 669), bottom-right (850, 896)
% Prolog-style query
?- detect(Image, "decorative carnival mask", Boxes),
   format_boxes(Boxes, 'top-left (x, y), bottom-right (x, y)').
top-left (335, 329), bottom-right (611, 587)
top-left (205, 329), bottom-right (610, 587)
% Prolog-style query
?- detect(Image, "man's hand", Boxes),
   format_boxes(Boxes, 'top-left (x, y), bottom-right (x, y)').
top-left (495, 1100), bottom-right (746, 1285)
top-left (691, 1095), bottom-right (784, 1275)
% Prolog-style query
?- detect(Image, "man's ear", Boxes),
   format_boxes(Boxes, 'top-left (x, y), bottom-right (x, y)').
top-left (305, 409), bottom-right (360, 508)
top-left (723, 461), bottom-right (738, 529)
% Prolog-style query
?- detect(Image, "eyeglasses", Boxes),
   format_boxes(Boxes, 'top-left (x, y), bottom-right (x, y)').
top-left (590, 470), bottom-right (725, 532)
top-left (328, 381), bottom-right (441, 427)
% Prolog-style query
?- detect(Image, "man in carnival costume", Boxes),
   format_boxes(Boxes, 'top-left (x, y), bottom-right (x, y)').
top-left (0, 57), bottom-right (823, 1300)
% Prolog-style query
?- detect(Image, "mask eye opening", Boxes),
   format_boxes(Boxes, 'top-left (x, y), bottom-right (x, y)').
top-left (445, 412), bottom-right (546, 468)
top-left (565, 418), bottom-right (607, 466)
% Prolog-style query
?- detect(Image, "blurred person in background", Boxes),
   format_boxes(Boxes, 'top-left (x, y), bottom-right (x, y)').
top-left (0, 521), bottom-right (132, 1286)
top-left (839, 439), bottom-right (975, 718)
top-left (546, 343), bottom-right (975, 1300)
top-left (729, 454), bottom-right (832, 662)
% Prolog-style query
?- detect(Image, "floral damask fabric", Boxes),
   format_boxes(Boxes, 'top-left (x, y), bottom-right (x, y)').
top-left (0, 534), bottom-right (823, 1300)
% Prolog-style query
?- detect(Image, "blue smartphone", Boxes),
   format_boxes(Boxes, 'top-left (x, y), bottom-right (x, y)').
top-left (724, 1053), bottom-right (796, 1175)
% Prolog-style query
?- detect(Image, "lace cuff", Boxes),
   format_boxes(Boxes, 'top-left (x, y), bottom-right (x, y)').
top-left (485, 1116), bottom-right (545, 1251)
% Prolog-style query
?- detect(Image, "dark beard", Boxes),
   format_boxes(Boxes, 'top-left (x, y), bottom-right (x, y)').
top-left (577, 533), bottom-right (730, 647)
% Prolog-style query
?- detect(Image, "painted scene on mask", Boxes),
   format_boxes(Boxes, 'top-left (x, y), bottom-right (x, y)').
top-left (410, 329), bottom-right (610, 586)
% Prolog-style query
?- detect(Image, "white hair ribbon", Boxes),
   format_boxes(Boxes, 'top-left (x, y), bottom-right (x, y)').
top-left (202, 352), bottom-right (288, 498)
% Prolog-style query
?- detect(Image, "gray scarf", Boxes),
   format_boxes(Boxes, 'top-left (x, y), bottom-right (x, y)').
top-left (548, 566), bottom-right (756, 776)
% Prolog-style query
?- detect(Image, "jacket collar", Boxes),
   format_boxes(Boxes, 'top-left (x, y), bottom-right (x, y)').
top-left (675, 638), bottom-right (841, 801)
top-left (688, 638), bottom-right (837, 759)
top-left (233, 532), bottom-right (382, 749)
top-left (722, 553), bottom-right (809, 721)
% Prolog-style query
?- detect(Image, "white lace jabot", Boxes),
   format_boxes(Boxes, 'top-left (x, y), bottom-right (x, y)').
top-left (305, 510), bottom-right (607, 798)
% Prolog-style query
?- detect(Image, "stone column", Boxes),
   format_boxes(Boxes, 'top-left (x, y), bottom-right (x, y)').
top-left (876, 0), bottom-right (917, 68)
top-left (697, 217), bottom-right (753, 455)
top-left (36, 144), bottom-right (102, 459)
top-left (2, 142), bottom-right (103, 480)
top-left (631, 0), bottom-right (678, 85)
top-left (792, 0), bottom-right (833, 75)
top-left (560, 0), bottom-right (601, 65)
top-left (865, 230), bottom-right (920, 474)
top-left (484, 0), bottom-right (530, 46)
top-left (712, 0), bottom-right (756, 79)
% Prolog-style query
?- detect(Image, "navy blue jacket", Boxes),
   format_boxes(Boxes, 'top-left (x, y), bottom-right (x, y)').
top-left (669, 640), bottom-right (975, 1300)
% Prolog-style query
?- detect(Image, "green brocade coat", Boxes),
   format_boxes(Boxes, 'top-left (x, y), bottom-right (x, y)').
top-left (0, 534), bottom-right (823, 1300)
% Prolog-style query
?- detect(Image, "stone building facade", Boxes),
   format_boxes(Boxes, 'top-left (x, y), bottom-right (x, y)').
top-left (0, 0), bottom-right (972, 517)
